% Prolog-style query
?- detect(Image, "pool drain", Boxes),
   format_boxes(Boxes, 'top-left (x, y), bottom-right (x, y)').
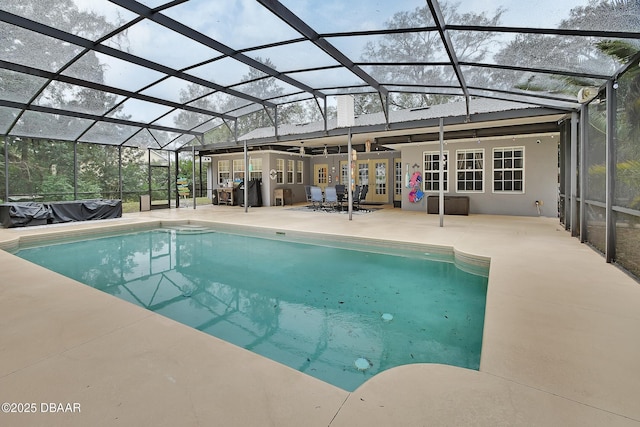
top-left (381, 313), bottom-right (394, 322)
top-left (354, 357), bottom-right (372, 371)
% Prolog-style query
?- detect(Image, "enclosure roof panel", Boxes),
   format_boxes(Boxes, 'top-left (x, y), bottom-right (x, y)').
top-left (0, 0), bottom-right (638, 149)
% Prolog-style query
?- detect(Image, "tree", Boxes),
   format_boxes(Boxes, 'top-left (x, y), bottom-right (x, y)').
top-left (357, 2), bottom-right (505, 113)
top-left (597, 39), bottom-right (640, 209)
top-left (1, 0), bottom-right (137, 201)
top-left (178, 58), bottom-right (330, 143)
top-left (492, 0), bottom-right (639, 96)
top-left (1, 0), bottom-right (128, 118)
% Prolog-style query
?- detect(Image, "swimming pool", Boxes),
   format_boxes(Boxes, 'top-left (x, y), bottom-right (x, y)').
top-left (12, 223), bottom-right (489, 391)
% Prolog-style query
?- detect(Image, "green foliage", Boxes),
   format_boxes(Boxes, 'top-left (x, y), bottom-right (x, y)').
top-left (1, 136), bottom-right (156, 203)
top-left (493, 1), bottom-right (638, 97)
top-left (2, 0), bottom-right (130, 131)
top-left (587, 160), bottom-right (640, 209)
top-left (178, 158), bottom-right (193, 181)
top-left (616, 160), bottom-right (640, 208)
top-left (596, 40), bottom-right (639, 64)
top-left (176, 156), bottom-right (208, 196)
top-left (39, 174), bottom-right (73, 201)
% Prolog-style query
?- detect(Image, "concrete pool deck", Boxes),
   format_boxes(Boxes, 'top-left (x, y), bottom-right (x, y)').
top-left (0, 204), bottom-right (639, 426)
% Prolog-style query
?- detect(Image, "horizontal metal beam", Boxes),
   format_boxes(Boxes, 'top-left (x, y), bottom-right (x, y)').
top-left (375, 122), bottom-right (560, 145)
top-left (466, 88), bottom-right (579, 111)
top-left (461, 61), bottom-right (611, 81)
top-left (446, 24), bottom-right (640, 40)
top-left (321, 25), bottom-right (640, 41)
top-left (0, 60), bottom-right (235, 121)
top-left (0, 99), bottom-right (201, 136)
top-left (200, 105), bottom-right (565, 149)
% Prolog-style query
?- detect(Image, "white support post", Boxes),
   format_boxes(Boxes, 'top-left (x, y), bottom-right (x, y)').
top-left (348, 128), bottom-right (353, 220)
top-left (244, 140), bottom-right (248, 212)
top-left (439, 118), bottom-right (444, 227)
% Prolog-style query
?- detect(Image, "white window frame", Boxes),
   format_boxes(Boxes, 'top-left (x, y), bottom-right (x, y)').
top-left (456, 148), bottom-right (484, 193)
top-left (296, 160), bottom-right (303, 184)
top-left (249, 157), bottom-right (262, 181)
top-left (493, 146), bottom-right (525, 193)
top-left (423, 150), bottom-right (449, 193)
top-left (394, 159), bottom-right (403, 196)
top-left (276, 158), bottom-right (285, 184)
top-left (287, 159), bottom-right (294, 184)
top-left (217, 160), bottom-right (230, 186)
top-left (232, 159), bottom-right (244, 183)
top-left (340, 161), bottom-right (349, 185)
top-left (357, 162), bottom-right (369, 185)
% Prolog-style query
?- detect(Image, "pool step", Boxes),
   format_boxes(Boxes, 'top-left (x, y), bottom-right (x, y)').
top-left (161, 225), bottom-right (215, 235)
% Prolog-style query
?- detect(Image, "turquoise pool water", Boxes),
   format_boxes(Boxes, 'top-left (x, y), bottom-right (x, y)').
top-left (14, 225), bottom-right (488, 391)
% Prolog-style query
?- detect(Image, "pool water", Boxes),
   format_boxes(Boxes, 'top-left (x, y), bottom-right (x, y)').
top-left (15, 226), bottom-right (488, 391)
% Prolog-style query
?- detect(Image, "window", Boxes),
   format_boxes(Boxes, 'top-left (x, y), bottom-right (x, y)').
top-left (249, 157), bottom-right (262, 181)
top-left (394, 159), bottom-right (402, 196)
top-left (287, 159), bottom-right (294, 184)
top-left (232, 159), bottom-right (244, 182)
top-left (218, 160), bottom-right (230, 186)
top-left (316, 165), bottom-right (328, 185)
top-left (493, 147), bottom-right (525, 192)
top-left (296, 160), bottom-right (303, 183)
top-left (340, 161), bottom-right (349, 185)
top-left (276, 158), bottom-right (284, 184)
top-left (456, 149), bottom-right (484, 192)
top-left (423, 151), bottom-right (448, 192)
top-left (373, 160), bottom-right (387, 195)
top-left (358, 162), bottom-right (369, 185)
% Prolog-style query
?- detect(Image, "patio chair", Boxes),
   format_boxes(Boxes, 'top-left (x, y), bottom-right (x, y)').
top-left (351, 185), bottom-right (361, 209)
top-left (353, 185), bottom-right (368, 210)
top-left (309, 186), bottom-right (324, 210)
top-left (323, 186), bottom-right (338, 211)
top-left (335, 184), bottom-right (346, 210)
top-left (304, 185), bottom-right (312, 203)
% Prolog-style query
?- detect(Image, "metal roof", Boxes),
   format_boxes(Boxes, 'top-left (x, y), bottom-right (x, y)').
top-left (1, 0), bottom-right (639, 151)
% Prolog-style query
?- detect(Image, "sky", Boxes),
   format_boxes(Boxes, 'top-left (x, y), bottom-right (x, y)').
top-left (463, 0), bottom-right (579, 28)
top-left (64, 0), bottom-right (598, 120)
top-left (70, 0), bottom-right (592, 77)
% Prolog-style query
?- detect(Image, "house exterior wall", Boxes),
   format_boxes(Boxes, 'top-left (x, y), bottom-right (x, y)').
top-left (400, 135), bottom-right (559, 218)
top-left (208, 151), bottom-right (310, 206)
top-left (308, 151), bottom-right (397, 204)
top-left (263, 152), bottom-right (310, 205)
top-left (207, 135), bottom-right (557, 216)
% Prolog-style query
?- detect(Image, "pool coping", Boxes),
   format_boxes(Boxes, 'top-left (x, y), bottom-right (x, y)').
top-left (3, 219), bottom-right (491, 277)
top-left (1, 207), bottom-right (639, 426)
top-left (7, 219), bottom-right (489, 392)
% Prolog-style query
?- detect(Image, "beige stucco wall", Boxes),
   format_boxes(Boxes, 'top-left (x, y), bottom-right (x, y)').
top-left (400, 134), bottom-right (559, 217)
top-left (206, 135), bottom-right (558, 216)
